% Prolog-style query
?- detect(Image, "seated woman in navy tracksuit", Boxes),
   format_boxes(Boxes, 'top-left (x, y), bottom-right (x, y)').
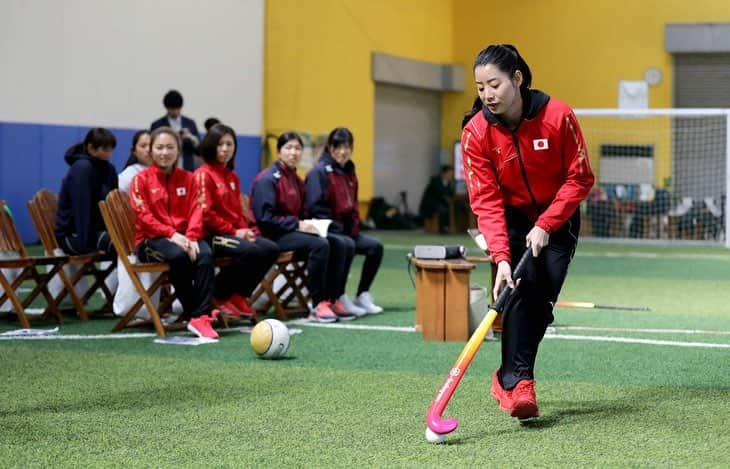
top-left (305, 127), bottom-right (384, 315)
top-left (248, 131), bottom-right (356, 322)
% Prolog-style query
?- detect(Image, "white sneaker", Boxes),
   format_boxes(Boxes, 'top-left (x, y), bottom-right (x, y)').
top-left (353, 291), bottom-right (383, 314)
top-left (338, 294), bottom-right (367, 317)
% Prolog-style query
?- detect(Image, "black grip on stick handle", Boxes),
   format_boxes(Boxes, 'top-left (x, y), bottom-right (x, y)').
top-left (492, 249), bottom-right (531, 312)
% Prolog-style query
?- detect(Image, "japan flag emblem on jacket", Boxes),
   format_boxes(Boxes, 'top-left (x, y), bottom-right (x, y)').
top-left (533, 138), bottom-right (548, 151)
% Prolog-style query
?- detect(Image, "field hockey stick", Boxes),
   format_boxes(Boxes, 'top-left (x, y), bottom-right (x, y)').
top-left (425, 248), bottom-right (531, 439)
top-left (555, 301), bottom-right (650, 311)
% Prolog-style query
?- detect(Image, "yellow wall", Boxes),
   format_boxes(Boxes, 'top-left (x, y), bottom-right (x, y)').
top-left (446, 0), bottom-right (730, 187)
top-left (265, 0), bottom-right (454, 207)
top-left (266, 0), bottom-right (730, 202)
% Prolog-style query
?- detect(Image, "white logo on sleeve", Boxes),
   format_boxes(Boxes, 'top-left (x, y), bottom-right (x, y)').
top-left (533, 138), bottom-right (549, 151)
top-left (176, 187), bottom-right (186, 196)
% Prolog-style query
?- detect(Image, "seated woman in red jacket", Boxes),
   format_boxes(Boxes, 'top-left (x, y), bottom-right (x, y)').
top-left (305, 127), bottom-right (384, 315)
top-left (130, 127), bottom-right (218, 339)
top-left (195, 124), bottom-right (279, 318)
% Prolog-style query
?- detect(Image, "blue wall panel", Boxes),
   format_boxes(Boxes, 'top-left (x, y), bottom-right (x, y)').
top-left (110, 128), bottom-right (136, 171)
top-left (0, 123), bottom-right (42, 243)
top-left (39, 125), bottom-right (80, 193)
top-left (0, 121), bottom-right (261, 243)
top-left (236, 135), bottom-right (262, 194)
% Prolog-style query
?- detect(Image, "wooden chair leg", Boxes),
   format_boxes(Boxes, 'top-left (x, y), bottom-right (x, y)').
top-left (58, 268), bottom-right (89, 320)
top-left (33, 263), bottom-right (66, 323)
top-left (116, 271), bottom-right (168, 337)
top-left (0, 269), bottom-right (31, 328)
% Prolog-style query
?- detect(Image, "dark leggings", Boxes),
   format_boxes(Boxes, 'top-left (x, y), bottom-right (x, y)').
top-left (137, 237), bottom-right (214, 319)
top-left (340, 234), bottom-right (383, 295)
top-left (274, 231), bottom-right (354, 304)
top-left (209, 235), bottom-right (280, 300)
top-left (498, 209), bottom-right (579, 390)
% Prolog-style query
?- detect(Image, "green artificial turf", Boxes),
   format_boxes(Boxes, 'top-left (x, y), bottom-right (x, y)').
top-left (1, 232), bottom-right (729, 467)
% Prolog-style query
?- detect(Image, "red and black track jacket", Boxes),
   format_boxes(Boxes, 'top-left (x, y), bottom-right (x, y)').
top-left (305, 152), bottom-right (361, 237)
top-left (195, 161), bottom-right (249, 237)
top-left (249, 161), bottom-right (307, 239)
top-left (461, 90), bottom-right (594, 265)
top-left (129, 164), bottom-right (204, 245)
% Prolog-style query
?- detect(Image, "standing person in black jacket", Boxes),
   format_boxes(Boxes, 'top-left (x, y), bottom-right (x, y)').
top-left (151, 90), bottom-right (200, 171)
top-left (55, 128), bottom-right (118, 256)
top-left (419, 165), bottom-right (455, 234)
top-left (305, 127), bottom-right (384, 315)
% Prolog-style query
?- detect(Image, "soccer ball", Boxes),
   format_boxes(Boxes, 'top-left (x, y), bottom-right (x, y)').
top-left (250, 319), bottom-right (290, 359)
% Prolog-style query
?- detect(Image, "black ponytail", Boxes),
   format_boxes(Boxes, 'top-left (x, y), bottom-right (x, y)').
top-left (473, 44), bottom-right (532, 92)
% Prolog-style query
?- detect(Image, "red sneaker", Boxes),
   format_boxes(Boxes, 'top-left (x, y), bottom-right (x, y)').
top-left (187, 314), bottom-right (219, 339)
top-left (309, 301), bottom-right (338, 323)
top-left (214, 299), bottom-right (242, 318)
top-left (510, 379), bottom-right (539, 420)
top-left (229, 294), bottom-right (256, 317)
top-left (490, 370), bottom-right (513, 414)
top-left (329, 300), bottom-right (357, 321)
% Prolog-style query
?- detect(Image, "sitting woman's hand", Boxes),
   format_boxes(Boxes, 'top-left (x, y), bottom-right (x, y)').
top-left (235, 228), bottom-right (256, 242)
top-left (170, 232), bottom-right (189, 251)
top-left (186, 240), bottom-right (199, 261)
top-left (297, 221), bottom-right (319, 235)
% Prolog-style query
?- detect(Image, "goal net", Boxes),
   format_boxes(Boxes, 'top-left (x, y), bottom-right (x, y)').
top-left (574, 108), bottom-right (730, 247)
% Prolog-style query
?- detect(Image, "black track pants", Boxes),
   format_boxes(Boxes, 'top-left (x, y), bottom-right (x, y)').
top-left (498, 209), bottom-right (580, 390)
top-left (339, 234), bottom-right (383, 296)
top-left (274, 231), bottom-right (330, 305)
top-left (209, 235), bottom-right (280, 300)
top-left (137, 237), bottom-right (214, 319)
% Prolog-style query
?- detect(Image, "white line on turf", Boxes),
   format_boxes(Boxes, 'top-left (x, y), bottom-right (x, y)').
top-left (288, 320), bottom-right (729, 349)
top-left (1, 320), bottom-right (728, 348)
top-left (0, 332), bottom-right (157, 340)
top-left (550, 326), bottom-right (730, 335)
top-left (286, 319), bottom-right (416, 332)
top-left (543, 333), bottom-right (730, 349)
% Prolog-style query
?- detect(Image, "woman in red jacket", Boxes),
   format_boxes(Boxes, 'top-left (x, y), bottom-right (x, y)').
top-left (461, 44), bottom-right (594, 420)
top-left (130, 127), bottom-right (218, 340)
top-left (195, 124), bottom-right (279, 318)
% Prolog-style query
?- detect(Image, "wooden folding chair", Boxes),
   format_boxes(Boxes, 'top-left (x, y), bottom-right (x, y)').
top-left (0, 200), bottom-right (68, 328)
top-left (27, 189), bottom-right (115, 320)
top-left (99, 190), bottom-right (173, 336)
top-left (240, 194), bottom-right (311, 320)
top-left (249, 252), bottom-right (311, 320)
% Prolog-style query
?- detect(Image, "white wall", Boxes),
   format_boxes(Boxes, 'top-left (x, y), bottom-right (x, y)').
top-left (0, 0), bottom-right (263, 134)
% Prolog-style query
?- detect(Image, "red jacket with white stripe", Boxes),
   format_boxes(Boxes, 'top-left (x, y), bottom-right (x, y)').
top-left (194, 162), bottom-right (248, 237)
top-left (129, 164), bottom-right (204, 245)
top-left (461, 90), bottom-right (594, 265)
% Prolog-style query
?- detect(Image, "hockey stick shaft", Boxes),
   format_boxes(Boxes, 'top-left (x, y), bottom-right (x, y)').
top-left (426, 249), bottom-right (531, 435)
top-left (555, 301), bottom-right (650, 311)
